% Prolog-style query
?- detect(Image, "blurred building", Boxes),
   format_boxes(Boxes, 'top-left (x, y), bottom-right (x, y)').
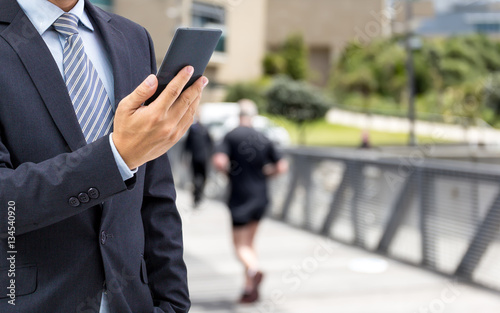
top-left (417, 1), bottom-right (500, 38)
top-left (109, 0), bottom-right (267, 102)
top-left (391, 0), bottom-right (435, 34)
top-left (267, 0), bottom-right (391, 86)
top-left (266, 0), bottom-right (434, 86)
top-left (92, 0), bottom-right (436, 94)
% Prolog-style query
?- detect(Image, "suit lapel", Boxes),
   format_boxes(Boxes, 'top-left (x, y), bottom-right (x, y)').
top-left (0, 1), bottom-right (87, 151)
top-left (85, 1), bottom-right (131, 110)
top-left (0, 0), bottom-right (132, 151)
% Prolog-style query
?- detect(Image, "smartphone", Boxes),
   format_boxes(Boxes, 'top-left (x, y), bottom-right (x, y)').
top-left (145, 27), bottom-right (222, 105)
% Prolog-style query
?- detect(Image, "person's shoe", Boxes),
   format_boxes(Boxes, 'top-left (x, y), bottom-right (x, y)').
top-left (239, 271), bottom-right (264, 304)
top-left (252, 271), bottom-right (264, 291)
top-left (239, 290), bottom-right (258, 304)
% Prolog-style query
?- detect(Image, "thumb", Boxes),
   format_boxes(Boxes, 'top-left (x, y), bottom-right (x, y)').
top-left (121, 74), bottom-right (158, 110)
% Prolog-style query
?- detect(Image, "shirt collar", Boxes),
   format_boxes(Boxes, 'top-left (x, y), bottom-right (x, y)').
top-left (16, 0), bottom-right (94, 36)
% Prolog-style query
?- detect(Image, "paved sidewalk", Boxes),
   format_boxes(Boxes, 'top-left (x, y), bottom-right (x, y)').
top-left (177, 190), bottom-right (500, 313)
top-left (326, 108), bottom-right (500, 145)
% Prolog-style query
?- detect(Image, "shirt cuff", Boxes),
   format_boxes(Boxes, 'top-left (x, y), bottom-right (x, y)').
top-left (109, 133), bottom-right (138, 181)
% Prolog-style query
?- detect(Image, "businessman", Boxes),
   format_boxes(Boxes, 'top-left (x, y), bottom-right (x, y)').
top-left (0, 0), bottom-right (206, 312)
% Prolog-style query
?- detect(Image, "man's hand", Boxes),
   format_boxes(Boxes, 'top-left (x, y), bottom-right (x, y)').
top-left (113, 66), bottom-right (208, 170)
top-left (263, 160), bottom-right (289, 177)
top-left (212, 153), bottom-right (229, 173)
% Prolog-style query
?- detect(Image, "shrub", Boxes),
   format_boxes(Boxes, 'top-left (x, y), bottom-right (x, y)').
top-left (282, 34), bottom-right (309, 80)
top-left (440, 59), bottom-right (474, 87)
top-left (262, 34), bottom-right (309, 81)
top-left (263, 52), bottom-right (286, 76)
top-left (331, 35), bottom-right (500, 124)
top-left (484, 73), bottom-right (500, 124)
top-left (266, 76), bottom-right (331, 143)
top-left (224, 80), bottom-right (269, 113)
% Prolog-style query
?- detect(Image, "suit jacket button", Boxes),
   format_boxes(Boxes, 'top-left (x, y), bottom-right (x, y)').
top-left (101, 231), bottom-right (106, 245)
top-left (69, 197), bottom-right (80, 207)
top-left (88, 188), bottom-right (100, 199)
top-left (78, 192), bottom-right (90, 203)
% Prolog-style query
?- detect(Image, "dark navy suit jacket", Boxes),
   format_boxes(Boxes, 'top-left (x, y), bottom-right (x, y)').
top-left (0, 0), bottom-right (190, 312)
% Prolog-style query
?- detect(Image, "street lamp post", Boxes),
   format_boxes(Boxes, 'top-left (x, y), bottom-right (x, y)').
top-left (405, 0), bottom-right (417, 146)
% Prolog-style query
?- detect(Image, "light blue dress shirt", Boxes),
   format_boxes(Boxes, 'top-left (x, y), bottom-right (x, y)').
top-left (16, 1), bottom-right (137, 312)
top-left (17, 0), bottom-right (136, 182)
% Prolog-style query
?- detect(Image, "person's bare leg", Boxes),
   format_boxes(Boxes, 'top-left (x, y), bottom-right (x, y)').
top-left (232, 221), bottom-right (260, 292)
top-left (245, 221), bottom-right (262, 292)
top-left (246, 221), bottom-right (259, 261)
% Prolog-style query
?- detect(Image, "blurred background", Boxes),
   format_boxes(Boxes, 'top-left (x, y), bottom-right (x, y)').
top-left (92, 0), bottom-right (500, 312)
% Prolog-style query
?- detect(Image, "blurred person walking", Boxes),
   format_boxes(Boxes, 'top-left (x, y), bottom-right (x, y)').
top-left (212, 100), bottom-right (288, 303)
top-left (184, 115), bottom-right (213, 207)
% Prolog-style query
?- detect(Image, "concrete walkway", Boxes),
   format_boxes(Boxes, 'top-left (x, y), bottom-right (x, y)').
top-left (177, 190), bottom-right (500, 313)
top-left (326, 109), bottom-right (500, 145)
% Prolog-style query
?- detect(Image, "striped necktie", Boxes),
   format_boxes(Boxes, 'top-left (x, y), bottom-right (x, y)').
top-left (53, 13), bottom-right (114, 143)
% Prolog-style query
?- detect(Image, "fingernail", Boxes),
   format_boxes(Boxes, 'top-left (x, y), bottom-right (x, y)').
top-left (145, 75), bottom-right (156, 88)
top-left (202, 77), bottom-right (209, 88)
top-left (186, 66), bottom-right (194, 75)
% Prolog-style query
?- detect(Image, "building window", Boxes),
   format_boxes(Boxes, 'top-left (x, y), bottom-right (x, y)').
top-left (192, 2), bottom-right (226, 52)
top-left (90, 0), bottom-right (113, 11)
top-left (475, 23), bottom-right (500, 33)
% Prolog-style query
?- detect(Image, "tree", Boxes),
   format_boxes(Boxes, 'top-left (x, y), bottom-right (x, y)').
top-left (331, 35), bottom-right (500, 123)
top-left (282, 34), bottom-right (309, 80)
top-left (266, 76), bottom-right (331, 144)
top-left (444, 37), bottom-right (486, 72)
top-left (263, 52), bottom-right (286, 76)
top-left (484, 73), bottom-right (500, 125)
top-left (262, 34), bottom-right (309, 81)
top-left (373, 42), bottom-right (407, 101)
top-left (224, 79), bottom-right (270, 113)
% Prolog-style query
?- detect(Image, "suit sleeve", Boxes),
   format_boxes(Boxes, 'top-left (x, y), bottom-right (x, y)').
top-left (141, 154), bottom-right (190, 313)
top-left (0, 135), bottom-right (129, 237)
top-left (141, 29), bottom-right (190, 313)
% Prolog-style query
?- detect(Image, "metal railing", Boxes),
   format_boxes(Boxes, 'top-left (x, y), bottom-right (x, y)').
top-left (169, 143), bottom-right (500, 291)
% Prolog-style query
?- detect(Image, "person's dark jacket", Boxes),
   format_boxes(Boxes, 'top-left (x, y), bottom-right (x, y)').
top-left (184, 122), bottom-right (213, 164)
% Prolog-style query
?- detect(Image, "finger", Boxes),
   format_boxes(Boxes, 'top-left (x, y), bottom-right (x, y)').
top-left (152, 66), bottom-right (195, 111)
top-left (169, 93), bottom-right (201, 141)
top-left (176, 94), bottom-right (201, 135)
top-left (120, 74), bottom-right (158, 111)
top-left (166, 76), bottom-right (207, 124)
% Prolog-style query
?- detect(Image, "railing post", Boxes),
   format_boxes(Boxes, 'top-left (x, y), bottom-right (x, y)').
top-left (377, 171), bottom-right (416, 254)
top-left (455, 190), bottom-right (500, 279)
top-left (320, 161), bottom-right (353, 236)
top-left (280, 155), bottom-right (301, 221)
top-left (419, 169), bottom-right (436, 269)
top-left (351, 162), bottom-right (365, 247)
top-left (302, 157), bottom-right (314, 231)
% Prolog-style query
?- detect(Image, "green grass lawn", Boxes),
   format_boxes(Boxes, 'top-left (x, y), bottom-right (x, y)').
top-left (266, 115), bottom-right (450, 147)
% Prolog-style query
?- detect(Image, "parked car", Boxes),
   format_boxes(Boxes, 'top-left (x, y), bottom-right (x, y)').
top-left (199, 102), bottom-right (291, 147)
top-left (199, 102), bottom-right (240, 143)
